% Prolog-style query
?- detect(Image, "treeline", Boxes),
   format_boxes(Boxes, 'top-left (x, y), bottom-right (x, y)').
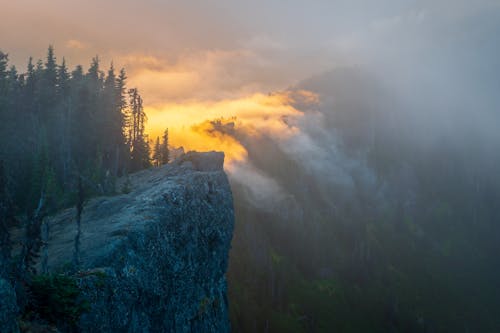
top-left (0, 46), bottom-right (173, 280)
top-left (0, 47), bottom-right (171, 328)
top-left (0, 46), bottom-right (161, 215)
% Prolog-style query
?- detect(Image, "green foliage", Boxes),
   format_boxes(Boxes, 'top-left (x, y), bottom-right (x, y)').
top-left (27, 274), bottom-right (90, 328)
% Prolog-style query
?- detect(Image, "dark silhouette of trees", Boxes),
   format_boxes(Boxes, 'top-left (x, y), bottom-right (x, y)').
top-left (153, 137), bottom-right (162, 167)
top-left (127, 88), bottom-right (150, 171)
top-left (0, 160), bottom-right (15, 280)
top-left (0, 46), bottom-right (155, 277)
top-left (161, 128), bottom-right (169, 165)
top-left (152, 129), bottom-right (170, 167)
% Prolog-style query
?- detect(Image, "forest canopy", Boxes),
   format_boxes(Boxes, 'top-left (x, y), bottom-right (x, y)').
top-left (0, 46), bottom-right (152, 215)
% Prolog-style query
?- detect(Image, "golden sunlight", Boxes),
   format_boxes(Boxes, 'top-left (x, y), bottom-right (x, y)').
top-left (144, 90), bottom-right (318, 168)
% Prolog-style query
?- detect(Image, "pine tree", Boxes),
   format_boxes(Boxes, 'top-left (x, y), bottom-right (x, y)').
top-left (161, 128), bottom-right (169, 165)
top-left (102, 63), bottom-right (117, 165)
top-left (58, 58), bottom-right (71, 185)
top-left (127, 88), bottom-right (150, 171)
top-left (0, 46), bottom-right (154, 220)
top-left (7, 66), bottom-right (21, 111)
top-left (24, 57), bottom-right (37, 115)
top-left (0, 51), bottom-right (8, 109)
top-left (87, 56), bottom-right (100, 83)
top-left (0, 160), bottom-right (14, 279)
top-left (40, 46), bottom-right (58, 117)
top-left (57, 58), bottom-right (70, 98)
top-left (116, 68), bottom-right (129, 175)
top-left (153, 137), bottom-right (161, 167)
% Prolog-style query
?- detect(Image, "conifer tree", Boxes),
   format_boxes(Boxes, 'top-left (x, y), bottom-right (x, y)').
top-left (0, 51), bottom-right (8, 109)
top-left (127, 88), bottom-right (150, 171)
top-left (0, 46), bottom-right (156, 219)
top-left (161, 128), bottom-right (169, 165)
top-left (40, 46), bottom-right (58, 117)
top-left (153, 137), bottom-right (161, 167)
top-left (58, 58), bottom-right (71, 185)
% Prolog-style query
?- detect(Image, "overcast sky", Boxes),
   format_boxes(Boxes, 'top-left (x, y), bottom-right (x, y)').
top-left (2, 1), bottom-right (497, 99)
top-left (2, 0), bottom-right (499, 150)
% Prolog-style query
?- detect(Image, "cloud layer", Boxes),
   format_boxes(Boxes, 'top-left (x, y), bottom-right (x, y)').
top-left (2, 1), bottom-right (500, 208)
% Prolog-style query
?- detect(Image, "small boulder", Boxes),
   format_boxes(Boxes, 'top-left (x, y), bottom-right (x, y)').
top-left (175, 151), bottom-right (225, 171)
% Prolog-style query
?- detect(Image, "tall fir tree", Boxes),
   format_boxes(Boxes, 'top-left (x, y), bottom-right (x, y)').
top-left (161, 128), bottom-right (169, 165)
top-left (127, 88), bottom-right (150, 171)
top-left (153, 137), bottom-right (161, 167)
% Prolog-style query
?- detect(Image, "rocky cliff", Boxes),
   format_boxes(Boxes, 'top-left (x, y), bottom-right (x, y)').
top-left (24, 151), bottom-right (234, 332)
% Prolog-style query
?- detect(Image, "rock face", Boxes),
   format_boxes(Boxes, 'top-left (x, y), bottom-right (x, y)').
top-left (42, 151), bottom-right (234, 332)
top-left (0, 278), bottom-right (19, 333)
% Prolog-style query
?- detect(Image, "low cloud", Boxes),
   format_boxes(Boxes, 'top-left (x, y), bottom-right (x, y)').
top-left (65, 39), bottom-right (88, 50)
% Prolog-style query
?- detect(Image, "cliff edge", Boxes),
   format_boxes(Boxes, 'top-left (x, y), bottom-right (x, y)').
top-left (37, 151), bottom-right (234, 332)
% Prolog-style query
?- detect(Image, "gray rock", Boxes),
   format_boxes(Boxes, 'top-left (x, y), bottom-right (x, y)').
top-left (173, 151), bottom-right (225, 172)
top-left (0, 278), bottom-right (19, 333)
top-left (42, 152), bottom-right (234, 333)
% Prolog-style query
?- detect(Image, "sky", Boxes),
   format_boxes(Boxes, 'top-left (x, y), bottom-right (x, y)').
top-left (2, 0), bottom-right (500, 171)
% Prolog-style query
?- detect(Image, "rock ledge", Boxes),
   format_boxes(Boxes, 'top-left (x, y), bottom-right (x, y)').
top-left (42, 151), bottom-right (234, 333)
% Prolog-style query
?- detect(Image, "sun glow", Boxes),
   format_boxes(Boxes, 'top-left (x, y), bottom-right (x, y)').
top-left (144, 90), bottom-right (318, 168)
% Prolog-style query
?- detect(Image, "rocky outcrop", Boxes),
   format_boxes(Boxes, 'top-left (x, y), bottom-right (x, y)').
top-left (0, 278), bottom-right (19, 333)
top-left (173, 150), bottom-right (225, 171)
top-left (41, 151), bottom-right (234, 332)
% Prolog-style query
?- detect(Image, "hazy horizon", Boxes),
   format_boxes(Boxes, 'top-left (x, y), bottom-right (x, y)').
top-left (2, 2), bottom-right (500, 331)
top-left (4, 0), bottom-right (499, 159)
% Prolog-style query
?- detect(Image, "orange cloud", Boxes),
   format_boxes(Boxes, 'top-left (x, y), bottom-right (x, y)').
top-left (115, 48), bottom-right (304, 107)
top-left (66, 39), bottom-right (88, 50)
top-left (144, 90), bottom-right (319, 169)
top-left (109, 51), bottom-right (319, 170)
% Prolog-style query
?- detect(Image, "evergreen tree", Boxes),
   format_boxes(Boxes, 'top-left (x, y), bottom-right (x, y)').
top-left (87, 56), bottom-right (100, 83)
top-left (161, 128), bottom-right (169, 165)
top-left (102, 64), bottom-right (117, 165)
top-left (40, 46), bottom-right (58, 118)
top-left (0, 46), bottom-right (156, 233)
top-left (58, 58), bottom-right (71, 185)
top-left (0, 47), bottom-right (162, 302)
top-left (153, 137), bottom-right (161, 167)
top-left (57, 58), bottom-right (70, 98)
top-left (24, 57), bottom-right (37, 115)
top-left (0, 160), bottom-right (14, 279)
top-left (6, 66), bottom-right (21, 111)
top-left (0, 51), bottom-right (8, 109)
top-left (127, 88), bottom-right (150, 171)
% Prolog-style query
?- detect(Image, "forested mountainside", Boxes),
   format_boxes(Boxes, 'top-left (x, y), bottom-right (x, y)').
top-left (226, 69), bottom-right (500, 332)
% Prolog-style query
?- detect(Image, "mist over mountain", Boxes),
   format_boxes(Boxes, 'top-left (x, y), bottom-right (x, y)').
top-left (215, 11), bottom-right (500, 327)
top-left (222, 64), bottom-right (500, 330)
top-left (2, 0), bottom-right (500, 332)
